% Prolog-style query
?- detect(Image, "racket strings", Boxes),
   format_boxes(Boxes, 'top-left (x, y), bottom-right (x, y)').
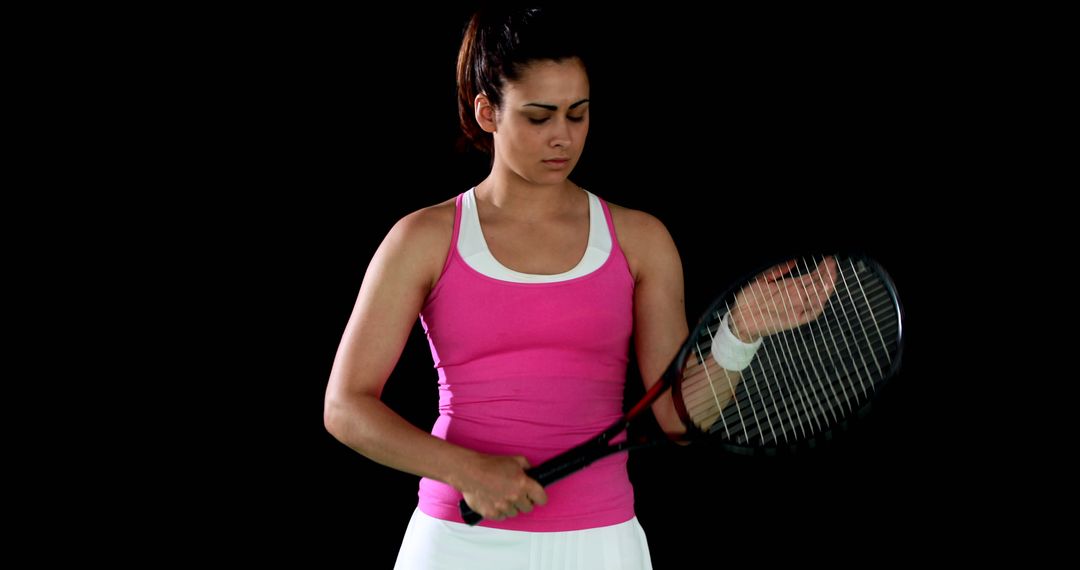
top-left (692, 341), bottom-right (738, 440)
top-left (682, 264), bottom-right (894, 403)
top-left (696, 264), bottom-right (895, 442)
top-left (678, 256), bottom-right (901, 447)
top-left (725, 256), bottom-right (838, 442)
top-left (734, 256), bottom-right (897, 444)
top-left (702, 329), bottom-right (896, 443)
top-left (682, 330), bottom-right (898, 434)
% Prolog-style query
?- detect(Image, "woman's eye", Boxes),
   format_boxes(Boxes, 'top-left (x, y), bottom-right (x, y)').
top-left (528, 116), bottom-right (586, 125)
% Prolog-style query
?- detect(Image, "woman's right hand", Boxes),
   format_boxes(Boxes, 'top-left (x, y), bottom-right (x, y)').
top-left (456, 454), bottom-right (548, 521)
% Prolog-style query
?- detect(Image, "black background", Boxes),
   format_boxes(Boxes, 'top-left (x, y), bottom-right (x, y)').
top-left (160, 3), bottom-right (987, 566)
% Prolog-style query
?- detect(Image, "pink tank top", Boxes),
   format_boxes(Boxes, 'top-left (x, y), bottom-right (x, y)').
top-left (417, 191), bottom-right (636, 531)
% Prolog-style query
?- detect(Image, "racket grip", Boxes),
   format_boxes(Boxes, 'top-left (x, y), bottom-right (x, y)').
top-left (457, 438), bottom-right (617, 526)
top-left (459, 501), bottom-right (483, 526)
top-left (456, 450), bottom-right (594, 526)
top-left (525, 452), bottom-right (593, 486)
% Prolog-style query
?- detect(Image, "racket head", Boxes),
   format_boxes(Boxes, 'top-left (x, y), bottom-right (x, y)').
top-left (671, 252), bottom-right (904, 455)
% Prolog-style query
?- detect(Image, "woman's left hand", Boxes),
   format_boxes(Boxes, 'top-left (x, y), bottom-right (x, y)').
top-left (728, 256), bottom-right (839, 342)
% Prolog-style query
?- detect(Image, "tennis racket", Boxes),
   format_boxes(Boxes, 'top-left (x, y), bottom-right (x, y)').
top-left (460, 253), bottom-right (904, 525)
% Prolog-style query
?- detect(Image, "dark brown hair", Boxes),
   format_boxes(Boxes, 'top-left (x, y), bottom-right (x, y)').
top-left (456, 5), bottom-right (590, 154)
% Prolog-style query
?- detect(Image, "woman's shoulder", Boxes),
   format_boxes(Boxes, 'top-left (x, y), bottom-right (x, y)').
top-left (394, 195), bottom-right (457, 240)
top-left (376, 195), bottom-right (458, 287)
top-left (604, 200), bottom-right (674, 246)
top-left (602, 199), bottom-right (680, 280)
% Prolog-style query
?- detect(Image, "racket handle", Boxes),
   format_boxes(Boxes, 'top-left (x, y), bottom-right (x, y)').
top-left (459, 502), bottom-right (483, 526)
top-left (525, 451), bottom-right (593, 486)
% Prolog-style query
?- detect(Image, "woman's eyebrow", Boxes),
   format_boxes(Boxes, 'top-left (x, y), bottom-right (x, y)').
top-left (522, 99), bottom-right (590, 111)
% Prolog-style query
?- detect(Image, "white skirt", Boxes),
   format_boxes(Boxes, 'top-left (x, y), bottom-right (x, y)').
top-left (393, 507), bottom-right (653, 570)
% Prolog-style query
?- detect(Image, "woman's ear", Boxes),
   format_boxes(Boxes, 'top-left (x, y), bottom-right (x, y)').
top-left (474, 93), bottom-right (497, 134)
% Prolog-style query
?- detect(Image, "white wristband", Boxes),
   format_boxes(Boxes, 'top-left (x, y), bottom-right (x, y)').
top-left (711, 312), bottom-right (763, 371)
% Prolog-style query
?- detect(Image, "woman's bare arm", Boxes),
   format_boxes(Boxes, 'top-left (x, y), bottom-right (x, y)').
top-left (612, 206), bottom-right (690, 438)
top-left (323, 205), bottom-right (545, 520)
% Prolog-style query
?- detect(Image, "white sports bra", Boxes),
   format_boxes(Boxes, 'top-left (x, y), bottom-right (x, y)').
top-left (457, 187), bottom-right (612, 283)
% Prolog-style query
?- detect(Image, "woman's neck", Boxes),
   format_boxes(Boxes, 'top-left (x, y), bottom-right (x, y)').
top-left (475, 172), bottom-right (580, 223)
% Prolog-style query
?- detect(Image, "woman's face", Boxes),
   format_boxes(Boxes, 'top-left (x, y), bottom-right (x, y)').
top-left (493, 58), bottom-right (590, 185)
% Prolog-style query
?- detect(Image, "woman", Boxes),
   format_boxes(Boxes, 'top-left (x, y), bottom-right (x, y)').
top-left (325, 6), bottom-right (701, 568)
